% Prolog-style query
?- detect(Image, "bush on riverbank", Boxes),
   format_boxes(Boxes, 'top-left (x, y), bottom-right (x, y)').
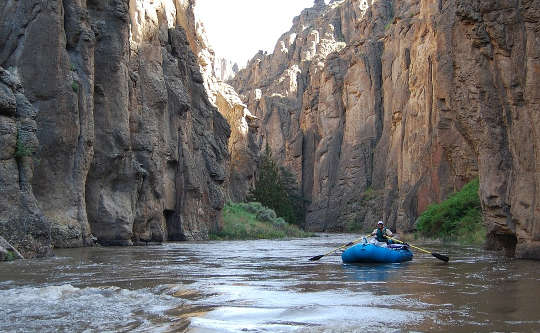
top-left (247, 144), bottom-right (306, 226)
top-left (211, 202), bottom-right (312, 240)
top-left (416, 178), bottom-right (486, 244)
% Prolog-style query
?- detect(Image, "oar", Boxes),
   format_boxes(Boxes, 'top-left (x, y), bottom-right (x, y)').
top-left (309, 236), bottom-right (366, 261)
top-left (386, 236), bottom-right (449, 262)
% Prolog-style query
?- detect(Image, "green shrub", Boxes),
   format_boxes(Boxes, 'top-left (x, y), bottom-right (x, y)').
top-left (248, 144), bottom-right (306, 226)
top-left (362, 187), bottom-right (377, 200)
top-left (256, 208), bottom-right (277, 222)
top-left (242, 202), bottom-right (265, 215)
top-left (5, 251), bottom-right (15, 261)
top-left (272, 217), bottom-right (286, 227)
top-left (210, 202), bottom-right (313, 240)
top-left (15, 135), bottom-right (33, 159)
top-left (416, 178), bottom-right (486, 244)
top-left (72, 81), bottom-right (79, 92)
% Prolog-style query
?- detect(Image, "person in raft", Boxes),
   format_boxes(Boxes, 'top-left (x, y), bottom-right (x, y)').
top-left (371, 220), bottom-right (393, 244)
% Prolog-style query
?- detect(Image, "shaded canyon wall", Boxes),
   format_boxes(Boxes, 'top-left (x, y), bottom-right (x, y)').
top-left (0, 0), bottom-right (232, 255)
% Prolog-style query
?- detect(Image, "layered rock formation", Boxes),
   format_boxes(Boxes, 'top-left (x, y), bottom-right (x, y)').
top-left (230, 0), bottom-right (540, 258)
top-left (0, 0), bottom-right (232, 255)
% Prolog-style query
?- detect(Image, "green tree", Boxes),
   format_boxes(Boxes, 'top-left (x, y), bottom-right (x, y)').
top-left (248, 144), bottom-right (305, 226)
top-left (279, 166), bottom-right (306, 225)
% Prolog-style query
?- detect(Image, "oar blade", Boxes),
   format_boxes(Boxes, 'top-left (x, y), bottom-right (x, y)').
top-left (432, 252), bottom-right (449, 262)
top-left (309, 255), bottom-right (324, 261)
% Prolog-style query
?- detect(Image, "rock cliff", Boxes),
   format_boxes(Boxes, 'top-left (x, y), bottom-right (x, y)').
top-left (0, 0), bottom-right (232, 255)
top-left (0, 67), bottom-right (52, 258)
top-left (230, 0), bottom-right (540, 259)
top-left (1, 0), bottom-right (539, 260)
top-left (186, 14), bottom-right (259, 203)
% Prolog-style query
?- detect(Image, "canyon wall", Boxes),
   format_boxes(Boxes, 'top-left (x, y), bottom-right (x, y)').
top-left (0, 67), bottom-right (52, 258)
top-left (1, 0), bottom-right (538, 260)
top-left (0, 0), bottom-right (232, 255)
top-left (230, 0), bottom-right (540, 258)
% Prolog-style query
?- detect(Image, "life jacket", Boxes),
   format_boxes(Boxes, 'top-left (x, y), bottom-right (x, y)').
top-left (376, 227), bottom-right (387, 242)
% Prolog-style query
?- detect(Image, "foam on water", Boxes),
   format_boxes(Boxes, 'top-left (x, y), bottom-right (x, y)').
top-left (0, 284), bottom-right (184, 332)
top-left (1, 235), bottom-right (539, 332)
top-left (186, 282), bottom-right (426, 332)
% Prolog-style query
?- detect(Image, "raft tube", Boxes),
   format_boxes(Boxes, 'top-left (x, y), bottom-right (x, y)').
top-left (342, 243), bottom-right (413, 263)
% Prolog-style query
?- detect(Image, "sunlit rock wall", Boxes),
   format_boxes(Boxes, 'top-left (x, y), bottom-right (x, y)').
top-left (186, 2), bottom-right (259, 202)
top-left (230, 0), bottom-right (540, 258)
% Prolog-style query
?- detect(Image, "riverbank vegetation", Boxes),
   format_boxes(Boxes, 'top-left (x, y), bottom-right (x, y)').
top-left (416, 178), bottom-right (485, 244)
top-left (210, 202), bottom-right (312, 240)
top-left (247, 144), bottom-right (305, 226)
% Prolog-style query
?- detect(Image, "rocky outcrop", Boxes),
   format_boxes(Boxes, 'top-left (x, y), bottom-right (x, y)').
top-left (230, 0), bottom-right (540, 258)
top-left (448, 0), bottom-right (540, 259)
top-left (230, 0), bottom-right (401, 232)
top-left (0, 67), bottom-right (52, 259)
top-left (0, 0), bottom-right (230, 254)
top-left (213, 57), bottom-right (239, 82)
top-left (181, 9), bottom-right (259, 203)
top-left (211, 82), bottom-right (259, 202)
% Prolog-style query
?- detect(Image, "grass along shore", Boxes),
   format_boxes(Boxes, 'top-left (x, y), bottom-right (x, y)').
top-left (210, 202), bottom-right (313, 240)
top-left (416, 178), bottom-right (485, 244)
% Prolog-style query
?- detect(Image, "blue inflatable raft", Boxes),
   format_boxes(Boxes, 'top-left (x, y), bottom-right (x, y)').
top-left (341, 242), bottom-right (413, 263)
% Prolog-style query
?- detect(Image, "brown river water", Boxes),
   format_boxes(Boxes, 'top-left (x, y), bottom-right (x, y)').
top-left (1, 234), bottom-right (539, 332)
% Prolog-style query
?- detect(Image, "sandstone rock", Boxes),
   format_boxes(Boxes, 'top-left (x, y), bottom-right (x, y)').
top-left (230, 0), bottom-right (391, 232)
top-left (85, 0), bottom-right (231, 243)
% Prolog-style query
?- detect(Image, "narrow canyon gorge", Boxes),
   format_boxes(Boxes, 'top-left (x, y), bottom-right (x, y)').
top-left (1, 0), bottom-right (539, 259)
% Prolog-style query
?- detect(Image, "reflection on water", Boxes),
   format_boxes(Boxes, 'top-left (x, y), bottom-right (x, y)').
top-left (0, 234), bottom-right (539, 332)
top-left (342, 262), bottom-right (407, 282)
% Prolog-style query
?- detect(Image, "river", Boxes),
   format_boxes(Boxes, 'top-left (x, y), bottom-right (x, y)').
top-left (1, 234), bottom-right (539, 332)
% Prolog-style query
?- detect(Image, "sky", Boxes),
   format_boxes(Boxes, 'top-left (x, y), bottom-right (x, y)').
top-left (195, 0), bottom-right (324, 67)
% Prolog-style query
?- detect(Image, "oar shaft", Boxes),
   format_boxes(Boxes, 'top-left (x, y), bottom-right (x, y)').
top-left (387, 237), bottom-right (431, 254)
top-left (322, 236), bottom-right (364, 257)
top-left (385, 236), bottom-right (449, 262)
top-left (321, 245), bottom-right (345, 257)
top-left (406, 244), bottom-right (431, 254)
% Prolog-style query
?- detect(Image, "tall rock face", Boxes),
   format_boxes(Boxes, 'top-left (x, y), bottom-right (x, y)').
top-left (230, 0), bottom-right (540, 258)
top-left (449, 0), bottom-right (540, 259)
top-left (181, 8), bottom-right (259, 203)
top-left (0, 0), bottom-right (230, 255)
top-left (0, 67), bottom-right (52, 258)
